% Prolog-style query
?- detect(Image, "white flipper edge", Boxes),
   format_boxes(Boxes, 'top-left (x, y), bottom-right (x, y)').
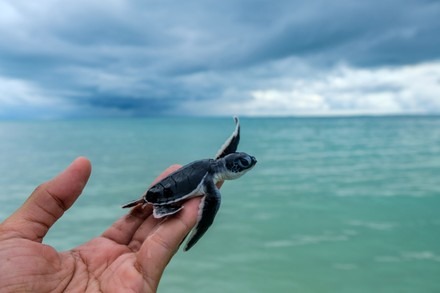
top-left (183, 179), bottom-right (221, 251)
top-left (215, 116), bottom-right (240, 159)
top-left (183, 196), bottom-right (206, 249)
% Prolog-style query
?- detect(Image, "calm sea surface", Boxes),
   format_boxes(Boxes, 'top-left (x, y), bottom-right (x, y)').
top-left (1, 117), bottom-right (440, 292)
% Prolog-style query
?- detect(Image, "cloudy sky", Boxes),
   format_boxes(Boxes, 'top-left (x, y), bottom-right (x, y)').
top-left (1, 0), bottom-right (439, 118)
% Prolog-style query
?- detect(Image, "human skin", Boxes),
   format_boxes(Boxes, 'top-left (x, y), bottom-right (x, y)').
top-left (0, 157), bottom-right (200, 292)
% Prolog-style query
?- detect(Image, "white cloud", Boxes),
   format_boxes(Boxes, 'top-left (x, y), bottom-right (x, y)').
top-left (0, 75), bottom-right (72, 118)
top-left (249, 90), bottom-right (328, 115)
top-left (0, 77), bottom-right (50, 106)
top-left (180, 61), bottom-right (440, 116)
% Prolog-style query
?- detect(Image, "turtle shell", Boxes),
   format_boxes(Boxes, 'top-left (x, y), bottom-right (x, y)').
top-left (146, 159), bottom-right (214, 204)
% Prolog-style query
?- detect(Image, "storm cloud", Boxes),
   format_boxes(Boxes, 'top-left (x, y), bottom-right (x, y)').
top-left (1, 0), bottom-right (439, 118)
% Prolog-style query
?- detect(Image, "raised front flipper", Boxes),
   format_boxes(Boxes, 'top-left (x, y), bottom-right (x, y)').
top-left (183, 179), bottom-right (221, 251)
top-left (215, 116), bottom-right (240, 159)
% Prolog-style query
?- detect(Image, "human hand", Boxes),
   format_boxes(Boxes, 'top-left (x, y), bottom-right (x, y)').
top-left (0, 157), bottom-right (200, 292)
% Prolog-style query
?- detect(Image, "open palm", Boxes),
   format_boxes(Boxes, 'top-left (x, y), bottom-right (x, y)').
top-left (0, 158), bottom-right (199, 292)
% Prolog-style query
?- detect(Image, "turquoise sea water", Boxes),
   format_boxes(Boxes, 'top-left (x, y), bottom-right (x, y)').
top-left (1, 117), bottom-right (440, 292)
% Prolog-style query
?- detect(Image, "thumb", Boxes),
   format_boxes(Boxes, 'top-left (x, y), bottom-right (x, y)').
top-left (3, 157), bottom-right (91, 242)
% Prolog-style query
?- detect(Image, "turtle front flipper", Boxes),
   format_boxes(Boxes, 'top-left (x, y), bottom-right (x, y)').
top-left (184, 179), bottom-right (221, 251)
top-left (215, 116), bottom-right (240, 159)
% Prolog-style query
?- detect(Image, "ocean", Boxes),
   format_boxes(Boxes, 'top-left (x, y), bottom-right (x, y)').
top-left (1, 116), bottom-right (439, 292)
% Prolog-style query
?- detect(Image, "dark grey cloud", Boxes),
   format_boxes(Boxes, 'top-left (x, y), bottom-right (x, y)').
top-left (244, 0), bottom-right (440, 67)
top-left (0, 0), bottom-right (439, 118)
top-left (84, 94), bottom-right (174, 116)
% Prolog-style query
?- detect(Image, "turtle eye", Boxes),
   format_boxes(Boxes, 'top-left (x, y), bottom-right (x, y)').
top-left (239, 156), bottom-right (252, 167)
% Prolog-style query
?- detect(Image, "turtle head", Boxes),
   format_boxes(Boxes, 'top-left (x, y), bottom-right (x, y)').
top-left (221, 152), bottom-right (257, 180)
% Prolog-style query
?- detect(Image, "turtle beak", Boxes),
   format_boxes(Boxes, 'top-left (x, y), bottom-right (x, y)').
top-left (250, 156), bottom-right (257, 166)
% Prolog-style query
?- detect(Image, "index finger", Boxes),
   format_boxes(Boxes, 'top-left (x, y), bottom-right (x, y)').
top-left (136, 196), bottom-right (200, 286)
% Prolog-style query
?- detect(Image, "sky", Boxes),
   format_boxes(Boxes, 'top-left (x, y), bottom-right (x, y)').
top-left (0, 0), bottom-right (439, 119)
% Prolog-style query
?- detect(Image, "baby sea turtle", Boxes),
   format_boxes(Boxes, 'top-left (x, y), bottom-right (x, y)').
top-left (122, 117), bottom-right (257, 251)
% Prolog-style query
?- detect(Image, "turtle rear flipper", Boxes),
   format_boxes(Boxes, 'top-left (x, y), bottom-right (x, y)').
top-left (122, 198), bottom-right (144, 209)
top-left (184, 179), bottom-right (221, 251)
top-left (153, 204), bottom-right (183, 218)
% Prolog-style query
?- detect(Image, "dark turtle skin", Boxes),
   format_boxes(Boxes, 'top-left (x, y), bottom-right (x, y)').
top-left (122, 117), bottom-right (257, 251)
top-left (147, 159), bottom-right (215, 205)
